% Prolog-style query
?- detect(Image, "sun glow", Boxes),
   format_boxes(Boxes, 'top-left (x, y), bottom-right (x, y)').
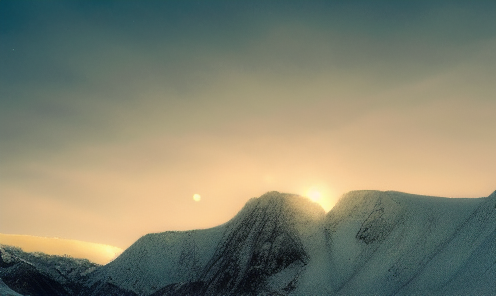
top-left (303, 185), bottom-right (337, 212)
top-left (0, 234), bottom-right (122, 265)
top-left (308, 188), bottom-right (322, 202)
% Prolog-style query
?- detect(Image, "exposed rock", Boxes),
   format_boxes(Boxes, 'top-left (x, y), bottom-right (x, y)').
top-left (197, 192), bottom-right (319, 295)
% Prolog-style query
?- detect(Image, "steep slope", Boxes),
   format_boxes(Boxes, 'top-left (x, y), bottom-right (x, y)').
top-left (320, 190), bottom-right (496, 296)
top-left (182, 191), bottom-right (325, 296)
top-left (402, 190), bottom-right (496, 295)
top-left (87, 226), bottom-right (225, 295)
top-left (91, 191), bottom-right (325, 296)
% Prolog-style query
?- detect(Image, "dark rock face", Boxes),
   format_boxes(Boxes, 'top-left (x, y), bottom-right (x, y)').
top-left (83, 281), bottom-right (138, 296)
top-left (197, 192), bottom-right (314, 295)
top-left (149, 281), bottom-right (205, 296)
top-left (148, 192), bottom-right (323, 296)
top-left (1, 262), bottom-right (68, 296)
top-left (354, 196), bottom-right (403, 245)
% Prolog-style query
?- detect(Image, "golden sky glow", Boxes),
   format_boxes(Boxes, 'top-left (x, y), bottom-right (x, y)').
top-left (0, 234), bottom-right (122, 265)
top-left (0, 1), bottom-right (495, 249)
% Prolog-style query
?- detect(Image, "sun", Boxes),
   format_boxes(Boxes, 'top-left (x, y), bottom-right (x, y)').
top-left (303, 185), bottom-right (336, 212)
top-left (307, 188), bottom-right (321, 202)
top-left (193, 194), bottom-right (201, 202)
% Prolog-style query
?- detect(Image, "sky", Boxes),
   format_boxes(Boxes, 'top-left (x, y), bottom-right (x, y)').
top-left (1, 0), bottom-right (495, 249)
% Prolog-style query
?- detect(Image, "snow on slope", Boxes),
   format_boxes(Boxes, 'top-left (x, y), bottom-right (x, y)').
top-left (89, 226), bottom-right (225, 295)
top-left (399, 190), bottom-right (496, 295)
top-left (0, 234), bottom-right (123, 265)
top-left (195, 192), bottom-right (324, 295)
top-left (318, 190), bottom-right (496, 295)
top-left (91, 191), bottom-right (325, 296)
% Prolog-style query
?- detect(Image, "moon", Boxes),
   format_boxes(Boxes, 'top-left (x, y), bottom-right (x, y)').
top-left (193, 194), bottom-right (201, 202)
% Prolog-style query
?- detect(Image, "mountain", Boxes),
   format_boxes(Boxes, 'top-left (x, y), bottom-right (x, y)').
top-left (0, 234), bottom-right (123, 265)
top-left (1, 190), bottom-right (495, 295)
top-left (0, 244), bottom-right (98, 296)
top-left (322, 190), bottom-right (496, 295)
top-left (0, 278), bottom-right (23, 296)
top-left (88, 192), bottom-right (325, 295)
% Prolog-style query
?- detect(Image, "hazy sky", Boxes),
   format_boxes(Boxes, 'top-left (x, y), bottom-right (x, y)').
top-left (1, 1), bottom-right (495, 249)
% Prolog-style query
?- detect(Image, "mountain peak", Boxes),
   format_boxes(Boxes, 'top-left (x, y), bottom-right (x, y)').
top-left (238, 191), bottom-right (325, 223)
top-left (189, 191), bottom-right (325, 295)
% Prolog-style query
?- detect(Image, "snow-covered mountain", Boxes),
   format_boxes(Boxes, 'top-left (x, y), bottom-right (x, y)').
top-left (0, 244), bottom-right (98, 296)
top-left (321, 190), bottom-right (496, 295)
top-left (87, 192), bottom-right (325, 295)
top-left (1, 190), bottom-right (495, 295)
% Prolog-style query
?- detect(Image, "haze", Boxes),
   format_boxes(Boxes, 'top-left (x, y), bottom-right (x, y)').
top-left (0, 233), bottom-right (122, 265)
top-left (1, 1), bottom-right (495, 249)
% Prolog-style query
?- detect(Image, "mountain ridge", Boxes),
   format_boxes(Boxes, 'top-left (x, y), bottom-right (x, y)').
top-left (1, 189), bottom-right (495, 295)
top-left (0, 234), bottom-right (123, 265)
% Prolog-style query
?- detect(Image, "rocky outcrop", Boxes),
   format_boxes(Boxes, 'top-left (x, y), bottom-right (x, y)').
top-left (194, 192), bottom-right (323, 295)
